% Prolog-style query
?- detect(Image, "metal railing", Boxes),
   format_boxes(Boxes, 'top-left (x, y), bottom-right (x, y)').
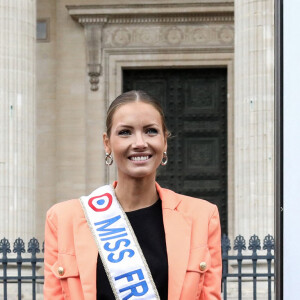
top-left (222, 234), bottom-right (275, 300)
top-left (0, 238), bottom-right (44, 300)
top-left (1, 235), bottom-right (275, 299)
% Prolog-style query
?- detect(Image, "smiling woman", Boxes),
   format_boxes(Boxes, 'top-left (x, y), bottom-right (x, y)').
top-left (44, 90), bottom-right (222, 300)
top-left (103, 100), bottom-right (167, 207)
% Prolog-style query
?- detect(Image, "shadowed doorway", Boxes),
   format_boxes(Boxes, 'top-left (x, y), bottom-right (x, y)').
top-left (123, 68), bottom-right (228, 234)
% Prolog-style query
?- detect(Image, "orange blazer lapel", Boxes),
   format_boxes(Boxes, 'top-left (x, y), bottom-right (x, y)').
top-left (156, 183), bottom-right (192, 300)
top-left (73, 215), bottom-right (98, 300)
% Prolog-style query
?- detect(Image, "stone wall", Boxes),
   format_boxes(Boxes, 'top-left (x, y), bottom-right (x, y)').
top-left (36, 0), bottom-right (235, 240)
top-left (0, 0), bottom-right (36, 242)
top-left (35, 0), bottom-right (274, 247)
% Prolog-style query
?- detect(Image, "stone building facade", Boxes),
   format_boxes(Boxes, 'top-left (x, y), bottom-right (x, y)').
top-left (0, 0), bottom-right (274, 297)
top-left (34, 0), bottom-right (274, 242)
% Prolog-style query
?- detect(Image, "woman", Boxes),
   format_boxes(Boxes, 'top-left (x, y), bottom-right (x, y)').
top-left (44, 90), bottom-right (222, 300)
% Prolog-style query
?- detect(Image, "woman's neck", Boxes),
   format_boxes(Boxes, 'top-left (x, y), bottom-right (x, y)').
top-left (114, 175), bottom-right (158, 212)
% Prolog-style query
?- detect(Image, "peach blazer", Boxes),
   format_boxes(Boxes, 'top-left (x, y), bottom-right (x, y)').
top-left (44, 183), bottom-right (222, 300)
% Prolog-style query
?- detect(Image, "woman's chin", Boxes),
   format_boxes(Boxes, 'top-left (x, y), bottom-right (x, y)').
top-left (120, 169), bottom-right (156, 180)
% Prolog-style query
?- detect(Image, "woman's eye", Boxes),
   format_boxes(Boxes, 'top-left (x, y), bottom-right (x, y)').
top-left (146, 128), bottom-right (158, 135)
top-left (118, 129), bottom-right (131, 136)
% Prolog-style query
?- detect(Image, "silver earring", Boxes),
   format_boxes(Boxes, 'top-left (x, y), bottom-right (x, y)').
top-left (105, 153), bottom-right (113, 166)
top-left (161, 151), bottom-right (168, 166)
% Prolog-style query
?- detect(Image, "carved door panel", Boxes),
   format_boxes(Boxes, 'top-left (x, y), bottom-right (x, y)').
top-left (123, 68), bottom-right (227, 234)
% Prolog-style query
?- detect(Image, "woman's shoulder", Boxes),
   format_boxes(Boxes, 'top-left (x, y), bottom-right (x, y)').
top-left (46, 198), bottom-right (83, 225)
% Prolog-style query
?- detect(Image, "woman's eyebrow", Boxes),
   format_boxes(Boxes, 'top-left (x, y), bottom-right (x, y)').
top-left (115, 123), bottom-right (159, 129)
top-left (144, 123), bottom-right (159, 128)
top-left (115, 124), bottom-right (134, 129)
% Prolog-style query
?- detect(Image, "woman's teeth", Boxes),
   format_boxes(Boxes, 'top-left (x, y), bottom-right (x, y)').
top-left (130, 156), bottom-right (149, 161)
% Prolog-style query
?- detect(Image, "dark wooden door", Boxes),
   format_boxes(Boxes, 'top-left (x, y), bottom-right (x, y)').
top-left (123, 68), bottom-right (227, 234)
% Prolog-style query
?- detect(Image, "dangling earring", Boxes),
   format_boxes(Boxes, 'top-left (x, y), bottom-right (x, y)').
top-left (161, 151), bottom-right (168, 166)
top-left (105, 153), bottom-right (113, 166)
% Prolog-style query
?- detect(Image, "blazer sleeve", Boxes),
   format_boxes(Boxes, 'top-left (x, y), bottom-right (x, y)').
top-left (44, 208), bottom-right (64, 300)
top-left (199, 205), bottom-right (222, 300)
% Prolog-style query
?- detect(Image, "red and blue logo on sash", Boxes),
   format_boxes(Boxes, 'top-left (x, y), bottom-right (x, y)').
top-left (88, 193), bottom-right (113, 212)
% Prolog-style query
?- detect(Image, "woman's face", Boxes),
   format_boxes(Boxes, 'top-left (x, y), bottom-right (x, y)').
top-left (103, 101), bottom-right (167, 180)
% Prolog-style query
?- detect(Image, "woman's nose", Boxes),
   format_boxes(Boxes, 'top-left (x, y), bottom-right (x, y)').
top-left (133, 132), bottom-right (147, 148)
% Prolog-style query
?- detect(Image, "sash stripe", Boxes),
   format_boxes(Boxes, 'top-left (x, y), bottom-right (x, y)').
top-left (80, 185), bottom-right (160, 300)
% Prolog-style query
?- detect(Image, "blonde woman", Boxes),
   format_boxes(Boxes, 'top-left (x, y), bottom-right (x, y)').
top-left (44, 90), bottom-right (222, 300)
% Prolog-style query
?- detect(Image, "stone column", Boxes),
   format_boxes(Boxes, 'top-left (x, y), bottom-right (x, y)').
top-left (234, 0), bottom-right (274, 240)
top-left (0, 0), bottom-right (36, 242)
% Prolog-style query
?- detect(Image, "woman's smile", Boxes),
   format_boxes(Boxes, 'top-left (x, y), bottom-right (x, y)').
top-left (129, 155), bottom-right (151, 162)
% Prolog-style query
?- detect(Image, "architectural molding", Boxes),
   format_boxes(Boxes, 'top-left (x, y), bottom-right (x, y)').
top-left (85, 23), bottom-right (106, 91)
top-left (67, 3), bottom-right (233, 91)
top-left (76, 14), bottom-right (233, 25)
top-left (67, 2), bottom-right (234, 17)
top-left (103, 24), bottom-right (234, 48)
top-left (99, 51), bottom-right (234, 237)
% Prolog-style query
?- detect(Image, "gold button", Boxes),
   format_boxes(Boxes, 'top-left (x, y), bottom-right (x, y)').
top-left (58, 266), bottom-right (64, 276)
top-left (199, 262), bottom-right (207, 271)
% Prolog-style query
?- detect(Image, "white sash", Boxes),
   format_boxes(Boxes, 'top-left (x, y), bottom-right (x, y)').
top-left (80, 185), bottom-right (160, 300)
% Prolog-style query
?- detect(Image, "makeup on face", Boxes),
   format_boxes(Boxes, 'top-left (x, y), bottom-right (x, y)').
top-left (104, 102), bottom-right (167, 180)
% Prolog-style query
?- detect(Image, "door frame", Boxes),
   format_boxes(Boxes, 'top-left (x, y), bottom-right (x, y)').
top-left (103, 49), bottom-right (235, 239)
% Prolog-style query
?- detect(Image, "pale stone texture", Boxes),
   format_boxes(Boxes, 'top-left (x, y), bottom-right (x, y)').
top-left (54, 0), bottom-right (87, 203)
top-left (36, 0), bottom-right (57, 243)
top-left (234, 0), bottom-right (275, 240)
top-left (36, 0), bottom-right (91, 242)
top-left (0, 0), bottom-right (36, 242)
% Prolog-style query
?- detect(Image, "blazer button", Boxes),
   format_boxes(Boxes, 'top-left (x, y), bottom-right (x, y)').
top-left (199, 262), bottom-right (207, 271)
top-left (58, 266), bottom-right (65, 276)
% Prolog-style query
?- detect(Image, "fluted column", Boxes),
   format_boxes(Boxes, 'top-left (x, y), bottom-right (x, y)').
top-left (0, 0), bottom-right (36, 242)
top-left (234, 0), bottom-right (274, 239)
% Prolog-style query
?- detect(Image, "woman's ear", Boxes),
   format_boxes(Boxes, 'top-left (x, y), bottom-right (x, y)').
top-left (103, 132), bottom-right (111, 154)
top-left (164, 132), bottom-right (168, 153)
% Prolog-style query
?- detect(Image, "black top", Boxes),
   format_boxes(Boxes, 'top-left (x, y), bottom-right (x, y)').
top-left (96, 199), bottom-right (169, 300)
